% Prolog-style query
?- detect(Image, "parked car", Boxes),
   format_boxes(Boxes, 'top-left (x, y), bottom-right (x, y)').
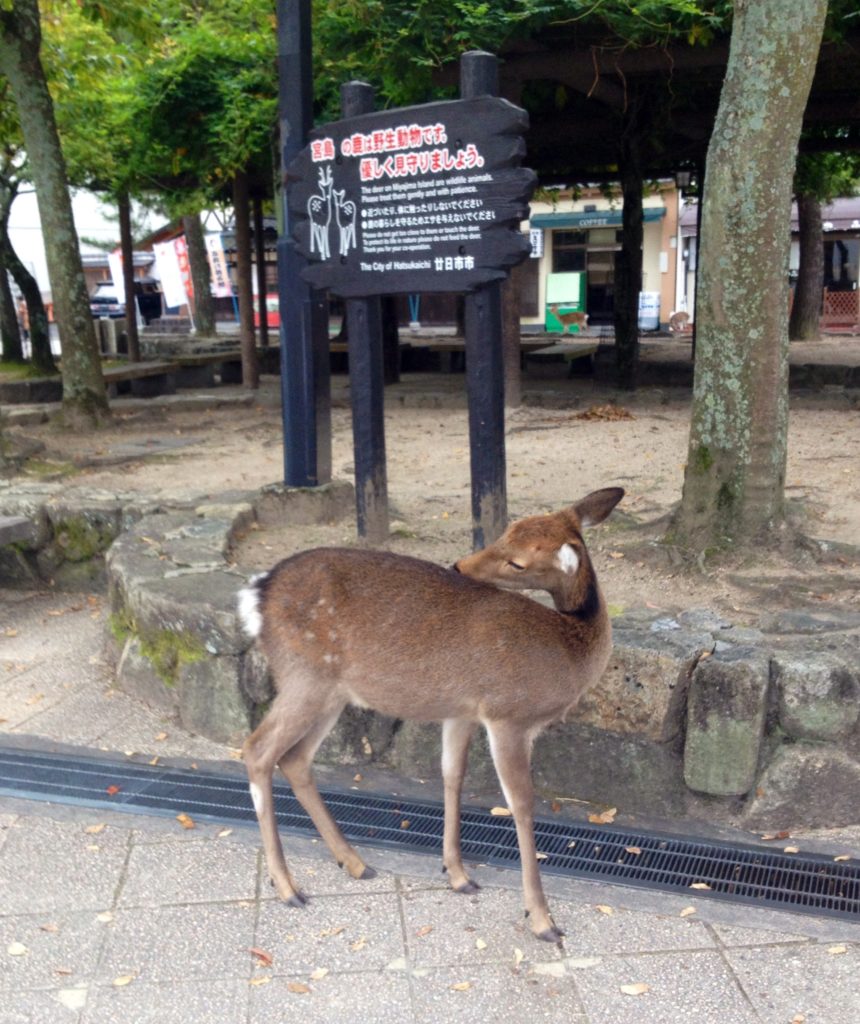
top-left (89, 278), bottom-right (163, 324)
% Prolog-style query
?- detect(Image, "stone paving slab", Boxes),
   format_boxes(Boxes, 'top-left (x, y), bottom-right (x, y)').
top-left (0, 799), bottom-right (858, 1024)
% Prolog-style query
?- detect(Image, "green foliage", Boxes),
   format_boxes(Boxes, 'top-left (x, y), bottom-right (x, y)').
top-left (794, 152), bottom-right (860, 203)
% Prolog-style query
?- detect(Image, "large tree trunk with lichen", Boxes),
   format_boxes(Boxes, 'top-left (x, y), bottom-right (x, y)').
top-left (672, 0), bottom-right (827, 552)
top-left (0, 0), bottom-right (107, 424)
top-left (789, 193), bottom-right (823, 341)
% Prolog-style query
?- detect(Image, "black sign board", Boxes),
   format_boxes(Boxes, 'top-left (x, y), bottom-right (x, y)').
top-left (287, 96), bottom-right (536, 297)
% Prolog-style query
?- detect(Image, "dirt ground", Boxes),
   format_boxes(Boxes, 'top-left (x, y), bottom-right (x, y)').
top-left (9, 359), bottom-right (859, 625)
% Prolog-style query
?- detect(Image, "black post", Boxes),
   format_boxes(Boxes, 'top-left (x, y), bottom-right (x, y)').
top-left (341, 81), bottom-right (389, 543)
top-left (277, 0), bottom-right (331, 486)
top-left (461, 51), bottom-right (507, 549)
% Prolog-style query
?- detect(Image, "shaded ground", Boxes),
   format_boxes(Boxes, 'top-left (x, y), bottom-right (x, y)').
top-left (6, 353), bottom-right (859, 624)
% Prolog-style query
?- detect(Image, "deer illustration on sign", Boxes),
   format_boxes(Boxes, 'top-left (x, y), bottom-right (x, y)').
top-left (333, 189), bottom-right (357, 257)
top-left (307, 166), bottom-right (334, 259)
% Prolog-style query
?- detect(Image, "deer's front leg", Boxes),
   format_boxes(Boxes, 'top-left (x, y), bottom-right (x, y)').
top-left (441, 718), bottom-right (480, 894)
top-left (485, 720), bottom-right (563, 944)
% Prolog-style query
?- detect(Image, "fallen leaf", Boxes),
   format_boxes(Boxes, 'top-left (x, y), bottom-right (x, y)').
top-left (790, 1015), bottom-right (806, 1024)
top-left (834, 854), bottom-right (850, 862)
top-left (595, 905), bottom-right (614, 916)
top-left (96, 912), bottom-right (113, 923)
top-left (513, 947), bottom-right (524, 966)
top-left (550, 800), bottom-right (562, 813)
top-left (154, 732), bottom-right (168, 741)
top-left (475, 938), bottom-right (487, 950)
top-left (287, 981), bottom-right (310, 994)
top-left (361, 735), bottom-right (373, 756)
top-left (783, 846), bottom-right (800, 854)
top-left (148, 757), bottom-right (160, 767)
top-left (415, 925), bottom-right (433, 938)
top-left (490, 806), bottom-right (512, 816)
top-left (827, 945), bottom-right (847, 955)
top-left (400, 820), bottom-right (410, 830)
top-left (310, 967), bottom-right (329, 981)
top-left (608, 551), bottom-right (625, 559)
top-left (218, 829), bottom-right (233, 838)
top-left (625, 846), bottom-right (642, 856)
top-left (39, 922), bottom-right (60, 933)
top-left (535, 851), bottom-right (548, 860)
top-left (249, 947), bottom-right (273, 967)
top-left (176, 813), bottom-right (195, 830)
top-left (760, 831), bottom-right (791, 841)
top-left (4, 628), bottom-right (18, 637)
top-left (54, 967), bottom-right (73, 976)
top-left (620, 982), bottom-right (650, 996)
top-left (350, 938), bottom-right (367, 952)
top-left (567, 840), bottom-right (577, 849)
top-left (689, 882), bottom-right (711, 890)
top-left (112, 975), bottom-right (135, 987)
top-left (679, 907), bottom-right (697, 918)
top-left (588, 808), bottom-right (617, 824)
top-left (319, 926), bottom-right (345, 938)
top-left (7, 942), bottom-right (28, 956)
top-left (105, 785), bottom-right (121, 797)
top-left (85, 824), bottom-right (106, 835)
top-left (353, 773), bottom-right (363, 782)
top-left (450, 981), bottom-right (472, 992)
top-left (249, 976), bottom-right (271, 986)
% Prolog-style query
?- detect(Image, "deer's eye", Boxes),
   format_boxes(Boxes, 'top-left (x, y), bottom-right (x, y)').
top-left (507, 560), bottom-right (525, 571)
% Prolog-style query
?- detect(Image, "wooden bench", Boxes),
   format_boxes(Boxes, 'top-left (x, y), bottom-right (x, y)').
top-left (0, 515), bottom-right (31, 547)
top-left (525, 341), bottom-right (599, 377)
top-left (102, 362), bottom-right (177, 398)
top-left (165, 348), bottom-right (281, 387)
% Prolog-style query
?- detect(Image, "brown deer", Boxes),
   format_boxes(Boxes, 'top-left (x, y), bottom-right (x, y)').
top-left (549, 303), bottom-right (589, 333)
top-left (237, 486), bottom-right (624, 944)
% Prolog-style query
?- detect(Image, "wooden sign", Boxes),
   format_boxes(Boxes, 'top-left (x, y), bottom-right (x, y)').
top-left (287, 96), bottom-right (536, 297)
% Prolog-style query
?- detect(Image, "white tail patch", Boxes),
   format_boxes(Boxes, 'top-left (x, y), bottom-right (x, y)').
top-left (555, 543), bottom-right (579, 575)
top-left (237, 573), bottom-right (267, 638)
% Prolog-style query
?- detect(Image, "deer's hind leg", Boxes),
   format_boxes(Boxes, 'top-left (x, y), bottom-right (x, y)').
top-left (244, 684), bottom-right (344, 906)
top-left (441, 718), bottom-right (480, 894)
top-left (276, 705), bottom-right (376, 882)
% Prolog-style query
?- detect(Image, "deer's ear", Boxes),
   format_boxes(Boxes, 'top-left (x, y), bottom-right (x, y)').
top-left (573, 487), bottom-right (624, 527)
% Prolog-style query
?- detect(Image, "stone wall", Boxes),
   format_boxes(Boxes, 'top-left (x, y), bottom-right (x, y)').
top-left (4, 476), bottom-right (859, 831)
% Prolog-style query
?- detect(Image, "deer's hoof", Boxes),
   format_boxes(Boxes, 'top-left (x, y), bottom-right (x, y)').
top-left (286, 891), bottom-right (309, 909)
top-left (358, 865), bottom-right (377, 880)
top-left (535, 923), bottom-right (565, 945)
top-left (454, 879), bottom-right (481, 895)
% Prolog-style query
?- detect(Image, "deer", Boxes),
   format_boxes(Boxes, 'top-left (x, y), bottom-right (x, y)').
top-left (549, 303), bottom-right (589, 333)
top-left (307, 166), bottom-right (334, 259)
top-left (668, 310), bottom-right (691, 334)
top-left (237, 486), bottom-right (624, 944)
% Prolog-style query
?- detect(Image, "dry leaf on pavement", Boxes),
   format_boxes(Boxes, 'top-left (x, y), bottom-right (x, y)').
top-left (588, 808), bottom-right (617, 824)
top-left (620, 983), bottom-right (650, 996)
top-left (175, 813), bottom-right (195, 829)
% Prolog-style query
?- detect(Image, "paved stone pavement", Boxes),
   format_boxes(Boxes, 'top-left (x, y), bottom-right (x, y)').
top-left (2, 587), bottom-right (860, 1024)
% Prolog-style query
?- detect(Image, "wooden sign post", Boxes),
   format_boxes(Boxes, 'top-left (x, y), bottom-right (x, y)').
top-left (287, 51), bottom-right (535, 547)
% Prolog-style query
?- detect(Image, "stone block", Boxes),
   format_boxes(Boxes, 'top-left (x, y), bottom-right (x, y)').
top-left (240, 646), bottom-right (274, 705)
top-left (318, 708), bottom-right (400, 767)
top-left (774, 652), bottom-right (860, 742)
top-left (683, 648), bottom-right (770, 797)
top-left (578, 627), bottom-right (710, 743)
top-left (116, 636), bottom-right (180, 713)
top-left (742, 744), bottom-right (860, 830)
top-left (532, 720), bottom-right (687, 817)
top-left (683, 647), bottom-right (769, 798)
top-left (177, 654), bottom-right (252, 747)
top-left (254, 480), bottom-right (355, 528)
top-left (390, 720), bottom-right (498, 791)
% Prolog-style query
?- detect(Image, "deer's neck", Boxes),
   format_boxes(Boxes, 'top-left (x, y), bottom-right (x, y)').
top-left (551, 550), bottom-right (603, 621)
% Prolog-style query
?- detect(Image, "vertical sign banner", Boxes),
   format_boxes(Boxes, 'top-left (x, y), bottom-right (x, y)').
top-left (153, 241), bottom-right (186, 308)
top-left (107, 249), bottom-right (125, 303)
top-left (287, 96), bottom-right (535, 297)
top-left (173, 235), bottom-right (194, 303)
top-left (205, 233), bottom-right (233, 298)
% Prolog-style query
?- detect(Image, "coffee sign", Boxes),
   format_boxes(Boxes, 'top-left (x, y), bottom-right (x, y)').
top-left (287, 96), bottom-right (536, 297)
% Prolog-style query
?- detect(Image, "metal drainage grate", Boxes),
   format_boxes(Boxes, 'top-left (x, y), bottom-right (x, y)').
top-left (0, 744), bottom-right (858, 922)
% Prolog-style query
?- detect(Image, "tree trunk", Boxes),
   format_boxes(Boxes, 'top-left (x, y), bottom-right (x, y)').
top-left (0, 261), bottom-right (24, 363)
top-left (788, 193), bottom-right (823, 341)
top-left (232, 170), bottom-right (259, 389)
top-left (614, 115), bottom-right (644, 390)
top-left (118, 192), bottom-right (140, 362)
top-left (0, 0), bottom-right (107, 424)
top-left (252, 196), bottom-right (269, 349)
top-left (182, 212), bottom-right (216, 336)
top-left (673, 0), bottom-right (828, 552)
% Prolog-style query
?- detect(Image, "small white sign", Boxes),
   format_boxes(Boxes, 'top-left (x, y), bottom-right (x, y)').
top-left (529, 228), bottom-right (544, 259)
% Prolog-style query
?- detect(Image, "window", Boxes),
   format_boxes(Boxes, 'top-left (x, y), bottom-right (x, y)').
top-left (552, 230), bottom-right (587, 273)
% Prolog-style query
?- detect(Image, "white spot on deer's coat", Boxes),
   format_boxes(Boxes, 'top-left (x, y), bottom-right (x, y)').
top-left (555, 543), bottom-right (579, 575)
top-left (249, 782), bottom-right (263, 814)
top-left (237, 579), bottom-right (264, 637)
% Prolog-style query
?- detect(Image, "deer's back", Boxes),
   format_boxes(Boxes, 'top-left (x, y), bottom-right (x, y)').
top-left (254, 548), bottom-right (610, 723)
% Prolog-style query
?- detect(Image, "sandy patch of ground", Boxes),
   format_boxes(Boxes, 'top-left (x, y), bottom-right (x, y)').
top-left (12, 375), bottom-right (860, 623)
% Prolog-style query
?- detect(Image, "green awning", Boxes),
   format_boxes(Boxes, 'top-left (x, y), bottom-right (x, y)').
top-left (530, 208), bottom-right (666, 229)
